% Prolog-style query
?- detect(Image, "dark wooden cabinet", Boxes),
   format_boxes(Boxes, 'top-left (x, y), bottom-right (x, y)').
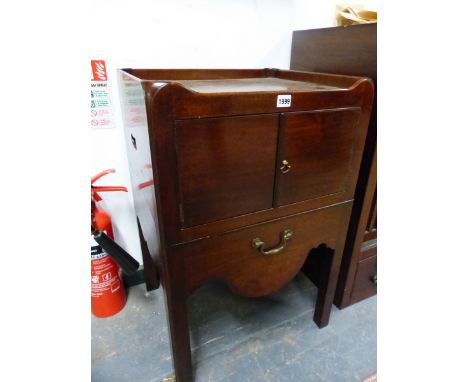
top-left (290, 24), bottom-right (377, 307)
top-left (118, 68), bottom-right (374, 382)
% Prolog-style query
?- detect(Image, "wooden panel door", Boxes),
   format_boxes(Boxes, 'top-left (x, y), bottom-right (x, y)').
top-left (175, 114), bottom-right (279, 227)
top-left (275, 108), bottom-right (361, 206)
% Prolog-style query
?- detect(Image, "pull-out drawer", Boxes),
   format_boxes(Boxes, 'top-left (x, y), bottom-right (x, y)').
top-left (173, 203), bottom-right (349, 297)
top-left (351, 256), bottom-right (377, 303)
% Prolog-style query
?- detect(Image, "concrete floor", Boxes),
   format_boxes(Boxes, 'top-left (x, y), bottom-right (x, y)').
top-left (92, 274), bottom-right (376, 382)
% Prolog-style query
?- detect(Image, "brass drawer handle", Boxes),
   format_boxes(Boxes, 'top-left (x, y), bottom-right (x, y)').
top-left (252, 229), bottom-right (294, 256)
top-left (280, 159), bottom-right (291, 174)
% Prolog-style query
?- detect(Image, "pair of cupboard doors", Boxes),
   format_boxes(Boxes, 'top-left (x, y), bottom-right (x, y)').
top-left (176, 107), bottom-right (361, 228)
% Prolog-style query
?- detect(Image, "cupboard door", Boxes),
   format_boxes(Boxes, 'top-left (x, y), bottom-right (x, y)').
top-left (176, 114), bottom-right (279, 227)
top-left (275, 108), bottom-right (360, 206)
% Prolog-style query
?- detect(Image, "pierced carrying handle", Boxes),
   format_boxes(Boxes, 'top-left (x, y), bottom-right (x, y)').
top-left (252, 229), bottom-right (294, 256)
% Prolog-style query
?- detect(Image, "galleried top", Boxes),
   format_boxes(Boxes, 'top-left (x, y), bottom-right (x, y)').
top-left (121, 68), bottom-right (367, 94)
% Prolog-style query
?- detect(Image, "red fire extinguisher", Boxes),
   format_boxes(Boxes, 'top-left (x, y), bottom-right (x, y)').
top-left (91, 169), bottom-right (133, 318)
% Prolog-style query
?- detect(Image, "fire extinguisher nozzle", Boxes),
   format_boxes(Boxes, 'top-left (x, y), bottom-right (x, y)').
top-left (92, 228), bottom-right (140, 275)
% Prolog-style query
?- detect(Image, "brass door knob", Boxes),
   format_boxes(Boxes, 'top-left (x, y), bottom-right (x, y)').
top-left (280, 160), bottom-right (291, 174)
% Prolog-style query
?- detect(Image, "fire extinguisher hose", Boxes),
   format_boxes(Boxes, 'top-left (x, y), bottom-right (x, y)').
top-left (91, 226), bottom-right (140, 275)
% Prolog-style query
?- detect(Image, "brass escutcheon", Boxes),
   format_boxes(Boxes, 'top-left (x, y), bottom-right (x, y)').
top-left (280, 159), bottom-right (291, 173)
